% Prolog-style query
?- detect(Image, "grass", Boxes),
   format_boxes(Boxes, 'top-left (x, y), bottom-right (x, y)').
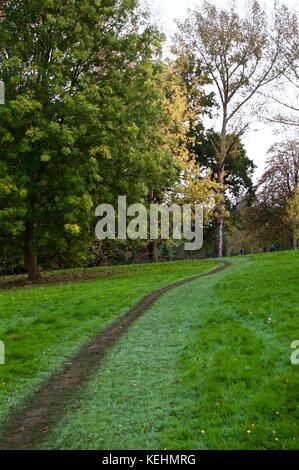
top-left (0, 259), bottom-right (216, 428)
top-left (37, 251), bottom-right (299, 450)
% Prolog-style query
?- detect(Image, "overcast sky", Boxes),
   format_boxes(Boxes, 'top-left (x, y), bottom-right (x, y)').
top-left (149, 0), bottom-right (299, 180)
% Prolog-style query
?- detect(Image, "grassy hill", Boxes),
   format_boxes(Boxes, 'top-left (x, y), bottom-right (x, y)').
top-left (0, 259), bottom-right (216, 428)
top-left (0, 251), bottom-right (298, 449)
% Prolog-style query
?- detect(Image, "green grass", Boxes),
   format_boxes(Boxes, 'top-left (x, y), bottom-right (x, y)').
top-left (0, 259), bottom-right (216, 427)
top-left (38, 251), bottom-right (299, 450)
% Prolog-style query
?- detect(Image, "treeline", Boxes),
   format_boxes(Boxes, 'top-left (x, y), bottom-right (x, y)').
top-left (0, 1), bottom-right (298, 279)
top-left (228, 140), bottom-right (299, 255)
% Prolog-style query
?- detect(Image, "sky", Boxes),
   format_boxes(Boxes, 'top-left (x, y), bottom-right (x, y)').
top-left (148, 0), bottom-right (299, 180)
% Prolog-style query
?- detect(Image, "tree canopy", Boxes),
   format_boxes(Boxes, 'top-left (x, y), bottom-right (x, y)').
top-left (0, 0), bottom-right (178, 277)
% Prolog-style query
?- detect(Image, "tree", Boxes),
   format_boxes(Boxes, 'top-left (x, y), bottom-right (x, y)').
top-left (164, 60), bottom-right (218, 210)
top-left (226, 223), bottom-right (263, 256)
top-left (192, 130), bottom-right (255, 255)
top-left (258, 141), bottom-right (299, 205)
top-left (286, 187), bottom-right (299, 249)
top-left (245, 140), bottom-right (299, 249)
top-left (145, 59), bottom-right (219, 262)
top-left (192, 129), bottom-right (255, 199)
top-left (0, 0), bottom-right (175, 278)
top-left (265, 4), bottom-right (299, 128)
top-left (176, 0), bottom-right (284, 257)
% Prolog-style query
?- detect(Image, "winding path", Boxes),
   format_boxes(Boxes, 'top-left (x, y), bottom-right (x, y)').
top-left (0, 261), bottom-right (231, 450)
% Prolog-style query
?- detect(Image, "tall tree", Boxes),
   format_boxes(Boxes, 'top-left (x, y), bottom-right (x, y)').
top-left (145, 59), bottom-right (218, 262)
top-left (192, 130), bottom-right (255, 200)
top-left (258, 141), bottom-right (299, 205)
top-left (286, 187), bottom-right (299, 249)
top-left (265, 4), bottom-right (299, 128)
top-left (164, 59), bottom-right (218, 212)
top-left (0, 0), bottom-right (174, 278)
top-left (245, 140), bottom-right (299, 249)
top-left (176, 0), bottom-right (284, 256)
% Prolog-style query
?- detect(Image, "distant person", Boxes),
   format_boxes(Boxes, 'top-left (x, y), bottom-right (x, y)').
top-left (240, 248), bottom-right (244, 256)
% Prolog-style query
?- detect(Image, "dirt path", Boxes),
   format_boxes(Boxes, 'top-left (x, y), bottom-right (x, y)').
top-left (0, 261), bottom-right (231, 450)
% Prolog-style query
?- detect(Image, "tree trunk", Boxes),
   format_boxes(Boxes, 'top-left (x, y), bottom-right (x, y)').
top-left (148, 240), bottom-right (158, 263)
top-left (214, 108), bottom-right (227, 258)
top-left (147, 190), bottom-right (159, 263)
top-left (215, 211), bottom-right (224, 258)
top-left (214, 167), bottom-right (225, 258)
top-left (293, 232), bottom-right (298, 250)
top-left (215, 172), bottom-right (226, 258)
top-left (24, 222), bottom-right (41, 281)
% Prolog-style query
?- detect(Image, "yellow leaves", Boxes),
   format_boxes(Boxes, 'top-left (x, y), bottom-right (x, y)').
top-left (126, 123), bottom-right (139, 137)
top-left (285, 186), bottom-right (299, 247)
top-left (40, 154), bottom-right (51, 163)
top-left (286, 187), bottom-right (299, 223)
top-left (45, 13), bottom-right (56, 25)
top-left (171, 150), bottom-right (220, 217)
top-left (12, 95), bottom-right (42, 114)
top-left (161, 63), bottom-right (219, 220)
top-left (89, 146), bottom-right (112, 159)
top-left (89, 156), bottom-right (97, 164)
top-left (64, 224), bottom-right (81, 236)
top-left (1, 131), bottom-right (14, 144)
top-left (0, 180), bottom-right (16, 196)
top-left (82, 193), bottom-right (93, 212)
top-left (19, 188), bottom-right (28, 199)
top-left (61, 147), bottom-right (71, 156)
top-left (25, 127), bottom-right (45, 142)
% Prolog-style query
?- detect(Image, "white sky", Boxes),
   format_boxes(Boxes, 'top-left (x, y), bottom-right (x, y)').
top-left (149, 0), bottom-right (299, 180)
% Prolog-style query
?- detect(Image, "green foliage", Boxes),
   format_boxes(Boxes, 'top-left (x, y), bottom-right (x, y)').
top-left (242, 140), bottom-right (299, 251)
top-left (192, 130), bottom-right (255, 201)
top-left (0, 0), bottom-right (175, 275)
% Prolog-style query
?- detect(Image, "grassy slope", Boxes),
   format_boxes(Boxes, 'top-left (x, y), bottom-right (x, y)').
top-left (0, 259), bottom-right (216, 428)
top-left (39, 251), bottom-right (299, 450)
